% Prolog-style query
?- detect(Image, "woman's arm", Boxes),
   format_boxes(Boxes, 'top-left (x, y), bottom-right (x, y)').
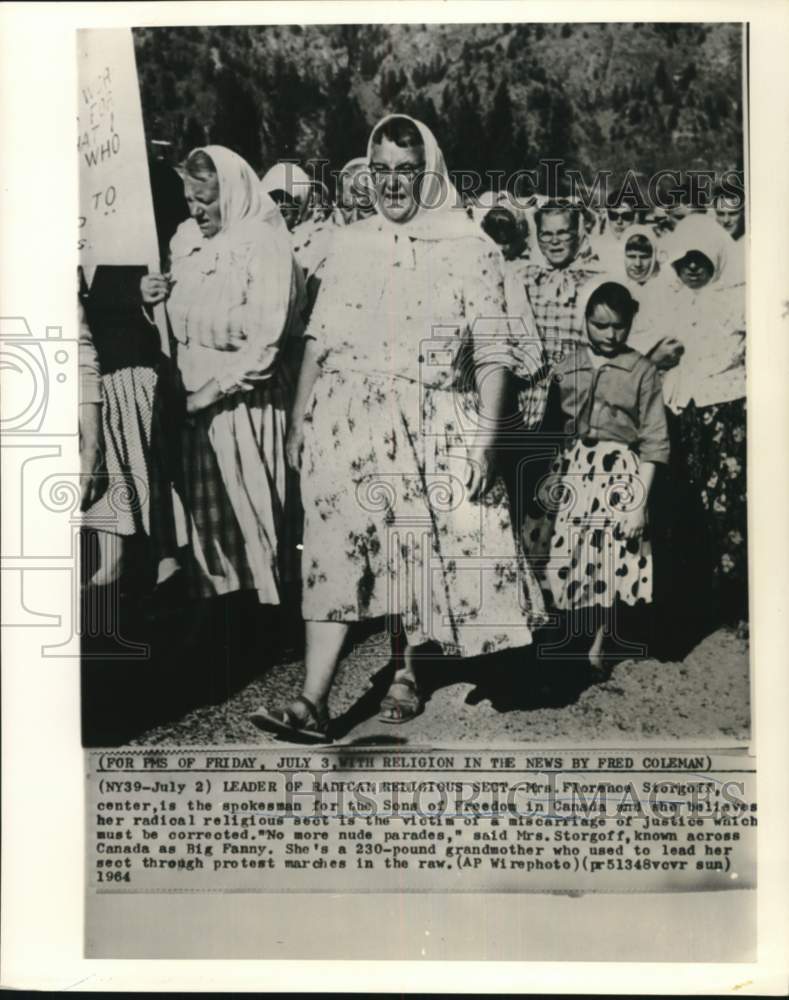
top-left (462, 243), bottom-right (525, 501)
top-left (188, 229), bottom-right (300, 414)
top-left (619, 364), bottom-right (669, 540)
top-left (77, 301), bottom-right (105, 510)
top-left (618, 459), bottom-right (656, 541)
top-left (285, 337), bottom-right (321, 469)
top-left (466, 362), bottom-right (510, 502)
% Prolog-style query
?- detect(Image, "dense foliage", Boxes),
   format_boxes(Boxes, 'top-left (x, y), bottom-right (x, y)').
top-left (134, 22), bottom-right (744, 194)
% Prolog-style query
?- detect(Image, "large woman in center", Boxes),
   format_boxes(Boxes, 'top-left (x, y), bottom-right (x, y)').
top-left (252, 115), bottom-right (546, 741)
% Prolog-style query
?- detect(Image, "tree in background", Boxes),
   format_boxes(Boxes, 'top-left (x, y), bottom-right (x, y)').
top-left (212, 64), bottom-right (261, 166)
top-left (132, 23), bottom-right (744, 185)
top-left (323, 67), bottom-right (372, 176)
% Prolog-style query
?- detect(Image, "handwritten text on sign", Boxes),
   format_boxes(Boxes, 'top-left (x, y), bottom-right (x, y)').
top-left (77, 29), bottom-right (159, 282)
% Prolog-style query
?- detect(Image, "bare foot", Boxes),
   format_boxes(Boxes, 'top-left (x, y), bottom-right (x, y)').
top-left (589, 627), bottom-right (607, 675)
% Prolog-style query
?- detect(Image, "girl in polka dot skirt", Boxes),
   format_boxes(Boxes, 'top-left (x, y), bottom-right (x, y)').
top-left (527, 278), bottom-right (670, 672)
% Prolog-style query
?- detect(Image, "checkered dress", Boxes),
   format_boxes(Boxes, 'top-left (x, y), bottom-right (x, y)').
top-left (180, 380), bottom-right (291, 602)
top-left (515, 262), bottom-right (596, 430)
top-left (83, 366), bottom-right (157, 536)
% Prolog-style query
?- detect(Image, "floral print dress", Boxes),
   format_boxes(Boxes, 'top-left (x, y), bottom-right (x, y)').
top-left (299, 218), bottom-right (547, 657)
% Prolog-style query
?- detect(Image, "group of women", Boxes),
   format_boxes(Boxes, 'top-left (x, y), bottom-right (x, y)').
top-left (78, 113), bottom-right (747, 743)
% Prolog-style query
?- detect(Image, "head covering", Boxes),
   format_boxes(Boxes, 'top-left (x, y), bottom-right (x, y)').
top-left (659, 213), bottom-right (745, 411)
top-left (475, 190), bottom-right (501, 210)
top-left (340, 156), bottom-right (372, 195)
top-left (174, 145), bottom-right (285, 256)
top-left (666, 212), bottom-right (729, 287)
top-left (168, 145), bottom-right (301, 350)
top-left (365, 113), bottom-right (472, 240)
top-left (200, 146), bottom-right (280, 233)
top-left (575, 275), bottom-right (640, 339)
top-left (341, 156), bottom-right (367, 175)
top-left (620, 224), bottom-right (661, 283)
top-left (260, 161), bottom-right (312, 222)
top-left (333, 156), bottom-right (375, 225)
top-left (527, 200), bottom-right (591, 304)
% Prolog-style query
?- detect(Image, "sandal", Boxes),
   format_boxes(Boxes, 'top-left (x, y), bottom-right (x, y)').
top-left (250, 695), bottom-right (331, 744)
top-left (378, 675), bottom-right (424, 724)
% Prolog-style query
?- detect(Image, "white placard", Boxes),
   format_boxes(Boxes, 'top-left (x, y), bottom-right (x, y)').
top-left (77, 28), bottom-right (160, 290)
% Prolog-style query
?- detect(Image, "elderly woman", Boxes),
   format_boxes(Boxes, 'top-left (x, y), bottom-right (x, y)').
top-left (141, 145), bottom-right (304, 607)
top-left (517, 201), bottom-right (599, 431)
top-left (251, 114), bottom-right (546, 741)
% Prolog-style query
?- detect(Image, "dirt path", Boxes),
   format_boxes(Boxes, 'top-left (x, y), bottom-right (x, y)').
top-left (129, 624), bottom-right (750, 747)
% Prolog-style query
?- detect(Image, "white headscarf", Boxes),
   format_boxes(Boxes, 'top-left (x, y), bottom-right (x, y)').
top-left (260, 161), bottom-right (313, 224)
top-left (619, 224), bottom-right (661, 284)
top-left (342, 156), bottom-right (367, 173)
top-left (168, 145), bottom-right (302, 350)
top-left (365, 113), bottom-right (472, 241)
top-left (660, 213), bottom-right (745, 411)
top-left (260, 161), bottom-right (311, 199)
top-left (666, 212), bottom-right (730, 288)
top-left (173, 145), bottom-right (286, 256)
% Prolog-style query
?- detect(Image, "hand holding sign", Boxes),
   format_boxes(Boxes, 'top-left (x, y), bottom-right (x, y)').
top-left (140, 273), bottom-right (174, 305)
top-left (79, 29), bottom-right (167, 351)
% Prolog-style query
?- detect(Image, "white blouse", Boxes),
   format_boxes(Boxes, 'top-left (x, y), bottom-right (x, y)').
top-left (167, 218), bottom-right (303, 395)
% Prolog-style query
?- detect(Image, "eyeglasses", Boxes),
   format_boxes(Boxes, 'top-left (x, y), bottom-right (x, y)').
top-left (537, 230), bottom-right (576, 244)
top-left (369, 163), bottom-right (425, 181)
top-left (608, 209), bottom-right (635, 221)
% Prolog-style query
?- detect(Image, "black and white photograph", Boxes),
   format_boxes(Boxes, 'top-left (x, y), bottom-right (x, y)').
top-left (78, 20), bottom-right (750, 748)
top-left (5, 0), bottom-right (789, 983)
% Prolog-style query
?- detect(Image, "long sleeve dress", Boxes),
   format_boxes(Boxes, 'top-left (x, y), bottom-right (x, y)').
top-left (167, 216), bottom-right (304, 603)
top-left (298, 217), bottom-right (548, 657)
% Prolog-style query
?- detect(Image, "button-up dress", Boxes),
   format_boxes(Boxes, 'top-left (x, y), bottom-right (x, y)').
top-left (299, 218), bottom-right (547, 657)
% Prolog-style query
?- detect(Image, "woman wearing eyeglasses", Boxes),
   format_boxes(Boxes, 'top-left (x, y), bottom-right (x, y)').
top-left (517, 201), bottom-right (598, 433)
top-left (249, 114), bottom-right (547, 742)
top-left (592, 196), bottom-right (641, 272)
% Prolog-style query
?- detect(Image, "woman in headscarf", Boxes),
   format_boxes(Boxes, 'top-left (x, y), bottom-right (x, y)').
top-left (260, 161), bottom-right (312, 231)
top-left (335, 156), bottom-right (376, 226)
top-left (592, 195), bottom-right (640, 272)
top-left (141, 145), bottom-right (305, 608)
top-left (250, 114), bottom-right (546, 741)
top-left (659, 213), bottom-right (748, 634)
top-left (613, 226), bottom-right (667, 349)
top-left (712, 181), bottom-right (746, 289)
top-left (262, 163), bottom-right (339, 311)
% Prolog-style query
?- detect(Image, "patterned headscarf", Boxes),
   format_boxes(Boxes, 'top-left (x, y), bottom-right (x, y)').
top-left (529, 201), bottom-right (592, 305)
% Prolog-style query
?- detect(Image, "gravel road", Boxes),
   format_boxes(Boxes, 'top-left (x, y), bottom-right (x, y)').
top-left (104, 607), bottom-right (748, 747)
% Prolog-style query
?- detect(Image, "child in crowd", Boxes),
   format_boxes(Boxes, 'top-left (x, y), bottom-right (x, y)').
top-left (529, 279), bottom-right (669, 671)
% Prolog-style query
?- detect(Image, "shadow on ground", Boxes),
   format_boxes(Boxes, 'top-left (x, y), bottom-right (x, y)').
top-left (82, 590), bottom-right (749, 748)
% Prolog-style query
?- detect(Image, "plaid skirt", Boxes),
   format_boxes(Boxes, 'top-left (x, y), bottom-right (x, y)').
top-left (83, 366), bottom-right (156, 536)
top-left (180, 381), bottom-right (291, 604)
